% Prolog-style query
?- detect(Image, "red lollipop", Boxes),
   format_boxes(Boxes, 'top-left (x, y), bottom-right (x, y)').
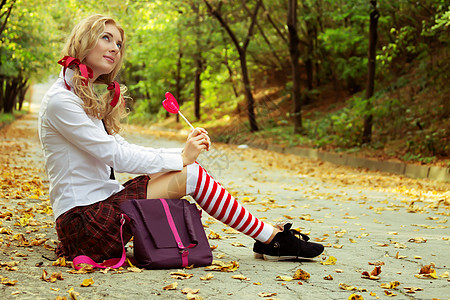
top-left (162, 92), bottom-right (194, 129)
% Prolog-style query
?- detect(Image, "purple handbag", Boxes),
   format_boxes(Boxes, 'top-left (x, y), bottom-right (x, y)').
top-left (120, 198), bottom-right (213, 269)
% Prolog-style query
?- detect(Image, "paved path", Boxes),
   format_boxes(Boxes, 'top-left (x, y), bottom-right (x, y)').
top-left (0, 84), bottom-right (448, 299)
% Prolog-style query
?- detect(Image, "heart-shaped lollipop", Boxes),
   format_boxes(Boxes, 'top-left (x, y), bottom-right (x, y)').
top-left (162, 92), bottom-right (194, 130)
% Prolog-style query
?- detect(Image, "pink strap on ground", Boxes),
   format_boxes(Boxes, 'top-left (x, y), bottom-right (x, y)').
top-left (72, 214), bottom-right (128, 270)
top-left (159, 198), bottom-right (195, 267)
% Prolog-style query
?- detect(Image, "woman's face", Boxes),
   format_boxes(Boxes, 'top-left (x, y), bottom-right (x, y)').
top-left (85, 23), bottom-right (123, 81)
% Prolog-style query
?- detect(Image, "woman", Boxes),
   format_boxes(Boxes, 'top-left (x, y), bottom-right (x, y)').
top-left (38, 14), bottom-right (324, 263)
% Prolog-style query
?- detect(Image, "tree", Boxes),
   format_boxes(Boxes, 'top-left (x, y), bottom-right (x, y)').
top-left (287, 0), bottom-right (303, 133)
top-left (203, 0), bottom-right (262, 132)
top-left (362, 0), bottom-right (379, 144)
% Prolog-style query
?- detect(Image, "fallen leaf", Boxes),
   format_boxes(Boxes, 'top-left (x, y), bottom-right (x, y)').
top-left (404, 286), bottom-right (423, 293)
top-left (68, 287), bottom-right (79, 300)
top-left (181, 287), bottom-right (200, 294)
top-left (380, 281), bottom-right (400, 289)
top-left (80, 278), bottom-right (94, 287)
top-left (208, 230), bottom-right (224, 240)
top-left (276, 275), bottom-right (293, 281)
top-left (162, 282), bottom-right (178, 290)
top-left (204, 260), bottom-right (239, 272)
top-left (232, 274), bottom-right (250, 281)
top-left (362, 266), bottom-right (381, 280)
top-left (127, 266), bottom-right (142, 273)
top-left (408, 237), bottom-right (427, 243)
top-left (323, 274), bottom-right (333, 280)
top-left (321, 256), bottom-right (337, 265)
top-left (231, 242), bottom-right (246, 247)
top-left (395, 252), bottom-right (407, 259)
top-left (370, 266), bottom-right (382, 276)
top-left (222, 228), bottom-right (240, 234)
top-left (200, 273), bottom-right (214, 281)
top-left (1, 278), bottom-right (18, 286)
top-left (293, 268), bottom-right (310, 280)
top-left (258, 292), bottom-right (277, 297)
top-left (368, 261), bottom-right (384, 266)
top-left (170, 271), bottom-right (193, 279)
top-left (348, 294), bottom-right (364, 300)
top-left (384, 290), bottom-right (397, 296)
top-left (339, 283), bottom-right (357, 291)
top-left (52, 257), bottom-right (68, 267)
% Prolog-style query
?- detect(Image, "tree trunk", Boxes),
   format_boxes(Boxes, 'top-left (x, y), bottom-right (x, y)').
top-left (192, 1), bottom-right (202, 120)
top-left (287, 0), bottom-right (302, 133)
top-left (239, 50), bottom-right (258, 131)
top-left (194, 54), bottom-right (202, 120)
top-left (203, 0), bottom-right (261, 132)
top-left (175, 35), bottom-right (183, 123)
top-left (362, 1), bottom-right (379, 144)
top-left (3, 76), bottom-right (20, 113)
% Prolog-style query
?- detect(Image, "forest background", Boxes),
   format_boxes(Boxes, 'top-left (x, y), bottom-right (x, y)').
top-left (0, 0), bottom-right (448, 167)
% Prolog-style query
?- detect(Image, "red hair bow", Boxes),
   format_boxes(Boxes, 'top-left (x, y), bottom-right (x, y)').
top-left (58, 56), bottom-right (93, 90)
top-left (108, 81), bottom-right (120, 107)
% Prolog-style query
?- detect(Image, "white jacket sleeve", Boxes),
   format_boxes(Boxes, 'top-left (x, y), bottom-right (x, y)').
top-left (113, 134), bottom-right (184, 154)
top-left (46, 95), bottom-right (183, 174)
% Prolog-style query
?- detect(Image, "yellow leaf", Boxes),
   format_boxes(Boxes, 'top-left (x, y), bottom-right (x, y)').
top-left (276, 275), bottom-right (293, 281)
top-left (380, 281), bottom-right (400, 289)
top-left (339, 283), bottom-right (357, 291)
top-left (348, 294), bottom-right (364, 300)
top-left (208, 230), bottom-right (224, 240)
top-left (68, 287), bottom-right (80, 300)
top-left (384, 290), bottom-right (397, 297)
top-left (200, 273), bottom-right (214, 281)
top-left (232, 274), bottom-right (250, 281)
top-left (162, 282), bottom-right (178, 290)
top-left (181, 288), bottom-right (200, 294)
top-left (293, 268), bottom-right (310, 280)
top-left (170, 271), bottom-right (193, 279)
top-left (80, 278), bottom-right (94, 287)
top-left (321, 256), bottom-right (337, 265)
top-left (258, 292), bottom-right (277, 297)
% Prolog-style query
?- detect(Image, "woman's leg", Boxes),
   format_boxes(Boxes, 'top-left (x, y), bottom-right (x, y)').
top-left (146, 164), bottom-right (278, 243)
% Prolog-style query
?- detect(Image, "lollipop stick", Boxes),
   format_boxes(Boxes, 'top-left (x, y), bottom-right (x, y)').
top-left (178, 111), bottom-right (195, 130)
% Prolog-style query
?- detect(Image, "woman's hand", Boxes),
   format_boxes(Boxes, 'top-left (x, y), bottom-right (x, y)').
top-left (181, 127), bottom-right (210, 166)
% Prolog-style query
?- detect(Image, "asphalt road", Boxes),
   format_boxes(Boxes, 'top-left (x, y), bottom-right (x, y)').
top-left (0, 82), bottom-right (448, 300)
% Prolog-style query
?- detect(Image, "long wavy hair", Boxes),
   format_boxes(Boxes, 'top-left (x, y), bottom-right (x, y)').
top-left (61, 14), bottom-right (129, 134)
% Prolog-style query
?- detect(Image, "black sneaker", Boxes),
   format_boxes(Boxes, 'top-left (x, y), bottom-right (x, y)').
top-left (253, 223), bottom-right (324, 259)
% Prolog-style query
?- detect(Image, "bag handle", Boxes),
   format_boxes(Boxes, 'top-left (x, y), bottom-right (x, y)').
top-left (72, 214), bottom-right (128, 270)
top-left (159, 199), bottom-right (196, 267)
top-left (183, 202), bottom-right (199, 245)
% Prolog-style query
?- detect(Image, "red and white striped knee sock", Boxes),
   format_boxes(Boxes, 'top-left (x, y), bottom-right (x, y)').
top-left (186, 162), bottom-right (273, 243)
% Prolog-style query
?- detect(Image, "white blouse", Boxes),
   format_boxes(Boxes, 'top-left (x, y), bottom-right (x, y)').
top-left (38, 69), bottom-right (183, 220)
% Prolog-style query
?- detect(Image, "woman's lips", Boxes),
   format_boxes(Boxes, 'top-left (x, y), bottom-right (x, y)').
top-left (104, 56), bottom-right (115, 63)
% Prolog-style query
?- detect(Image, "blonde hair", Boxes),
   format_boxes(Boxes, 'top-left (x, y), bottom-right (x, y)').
top-left (61, 14), bottom-right (129, 134)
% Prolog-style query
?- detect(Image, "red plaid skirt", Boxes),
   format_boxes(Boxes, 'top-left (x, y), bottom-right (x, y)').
top-left (55, 175), bottom-right (150, 262)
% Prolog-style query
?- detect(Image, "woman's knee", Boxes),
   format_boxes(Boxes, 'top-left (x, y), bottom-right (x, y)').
top-left (146, 168), bottom-right (188, 199)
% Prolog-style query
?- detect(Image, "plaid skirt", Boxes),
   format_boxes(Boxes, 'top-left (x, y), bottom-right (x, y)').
top-left (55, 175), bottom-right (150, 262)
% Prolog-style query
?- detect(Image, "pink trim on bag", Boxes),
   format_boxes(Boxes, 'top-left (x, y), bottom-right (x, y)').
top-left (72, 214), bottom-right (129, 270)
top-left (159, 198), bottom-right (196, 267)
